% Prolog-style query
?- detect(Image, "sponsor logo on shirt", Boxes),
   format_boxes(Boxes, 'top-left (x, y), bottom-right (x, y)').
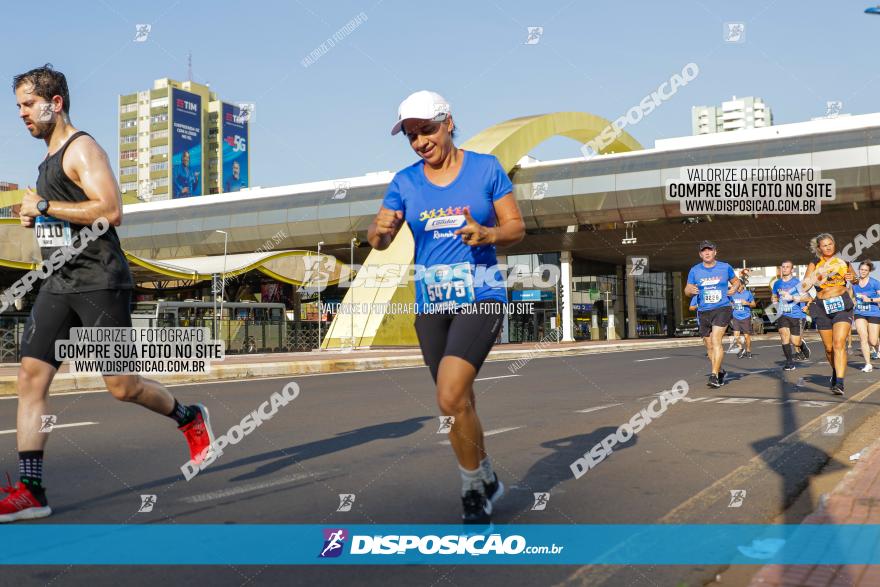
top-left (418, 205), bottom-right (471, 222)
top-left (425, 215), bottom-right (465, 231)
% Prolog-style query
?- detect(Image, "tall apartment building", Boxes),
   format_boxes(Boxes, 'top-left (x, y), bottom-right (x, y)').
top-left (118, 79), bottom-right (250, 203)
top-left (692, 96), bottom-right (773, 135)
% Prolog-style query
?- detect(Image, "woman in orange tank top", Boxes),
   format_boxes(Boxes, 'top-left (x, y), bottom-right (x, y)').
top-left (802, 233), bottom-right (854, 395)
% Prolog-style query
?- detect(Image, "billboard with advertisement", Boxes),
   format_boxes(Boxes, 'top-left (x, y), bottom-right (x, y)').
top-left (222, 103), bottom-right (249, 193)
top-left (171, 88), bottom-right (202, 198)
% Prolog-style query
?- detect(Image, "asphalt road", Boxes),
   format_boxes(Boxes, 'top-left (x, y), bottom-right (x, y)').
top-left (1, 338), bottom-right (878, 586)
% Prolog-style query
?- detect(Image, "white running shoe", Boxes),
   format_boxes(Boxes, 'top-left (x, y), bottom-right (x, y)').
top-left (862, 364), bottom-right (874, 373)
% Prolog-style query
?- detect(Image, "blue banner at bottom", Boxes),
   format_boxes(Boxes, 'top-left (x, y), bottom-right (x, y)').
top-left (0, 524), bottom-right (878, 565)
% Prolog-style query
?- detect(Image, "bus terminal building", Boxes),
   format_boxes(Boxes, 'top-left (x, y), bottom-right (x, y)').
top-left (1, 110), bottom-right (879, 352)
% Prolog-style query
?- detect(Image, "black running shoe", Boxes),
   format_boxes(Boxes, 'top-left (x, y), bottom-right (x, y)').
top-left (718, 369), bottom-right (727, 385)
top-left (830, 372), bottom-right (837, 389)
top-left (462, 489), bottom-right (492, 525)
top-left (737, 349), bottom-right (746, 359)
top-left (794, 351), bottom-right (805, 362)
top-left (800, 343), bottom-right (811, 360)
top-left (708, 373), bottom-right (721, 388)
top-left (783, 362), bottom-right (796, 371)
top-left (484, 473), bottom-right (505, 506)
top-left (831, 382), bottom-right (845, 396)
top-left (745, 352), bottom-right (753, 359)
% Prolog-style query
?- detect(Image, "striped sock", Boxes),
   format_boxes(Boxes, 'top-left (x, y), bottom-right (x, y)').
top-left (19, 451), bottom-right (43, 488)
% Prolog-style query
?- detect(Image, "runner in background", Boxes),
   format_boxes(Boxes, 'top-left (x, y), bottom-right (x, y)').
top-left (803, 234), bottom-right (854, 395)
top-left (684, 241), bottom-right (740, 388)
top-left (730, 281), bottom-right (755, 359)
top-left (771, 260), bottom-right (811, 371)
top-left (852, 260), bottom-right (880, 372)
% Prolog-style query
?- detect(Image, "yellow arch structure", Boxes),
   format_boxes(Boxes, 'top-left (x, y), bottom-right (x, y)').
top-left (323, 112), bottom-right (643, 348)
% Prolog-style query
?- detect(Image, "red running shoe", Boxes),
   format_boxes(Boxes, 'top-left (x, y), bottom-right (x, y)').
top-left (179, 404), bottom-right (215, 465)
top-left (0, 475), bottom-right (51, 523)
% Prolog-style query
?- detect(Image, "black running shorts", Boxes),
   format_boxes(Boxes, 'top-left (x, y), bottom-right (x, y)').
top-left (808, 295), bottom-right (854, 331)
top-left (21, 289), bottom-right (132, 369)
top-left (730, 317), bottom-right (753, 334)
top-left (699, 306), bottom-right (733, 338)
top-left (776, 316), bottom-right (803, 335)
top-left (414, 300), bottom-right (504, 382)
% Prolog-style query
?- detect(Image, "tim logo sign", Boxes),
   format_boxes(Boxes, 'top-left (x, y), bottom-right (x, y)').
top-left (175, 97), bottom-right (197, 112)
top-left (318, 528), bottom-right (348, 558)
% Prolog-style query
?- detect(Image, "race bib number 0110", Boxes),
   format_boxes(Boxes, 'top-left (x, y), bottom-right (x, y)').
top-left (35, 216), bottom-right (72, 248)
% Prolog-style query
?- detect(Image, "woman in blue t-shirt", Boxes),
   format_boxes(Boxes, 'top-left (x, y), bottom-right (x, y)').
top-left (852, 261), bottom-right (880, 372)
top-left (367, 91), bottom-right (525, 525)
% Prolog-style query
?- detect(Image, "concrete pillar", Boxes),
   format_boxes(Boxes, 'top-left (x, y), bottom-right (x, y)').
top-left (560, 250), bottom-right (574, 342)
top-left (626, 271), bottom-right (638, 339)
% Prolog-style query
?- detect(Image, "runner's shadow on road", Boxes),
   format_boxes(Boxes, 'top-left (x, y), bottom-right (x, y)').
top-left (54, 416), bottom-right (433, 513)
top-left (498, 427), bottom-right (636, 518)
top-left (225, 416), bottom-right (433, 482)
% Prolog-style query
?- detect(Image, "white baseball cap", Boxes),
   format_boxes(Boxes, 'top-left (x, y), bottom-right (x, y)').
top-left (390, 90), bottom-right (451, 136)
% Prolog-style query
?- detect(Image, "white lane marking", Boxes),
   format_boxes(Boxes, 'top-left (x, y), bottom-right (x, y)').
top-left (475, 375), bottom-right (520, 382)
top-left (756, 345), bottom-right (779, 349)
top-left (634, 357), bottom-right (670, 362)
top-left (576, 403), bottom-right (623, 414)
top-left (439, 426), bottom-right (522, 445)
top-left (181, 472), bottom-right (323, 503)
top-left (0, 421), bottom-right (97, 435)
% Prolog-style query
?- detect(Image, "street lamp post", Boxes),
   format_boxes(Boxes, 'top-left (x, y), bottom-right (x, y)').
top-left (215, 230), bottom-right (228, 344)
top-left (316, 241), bottom-right (324, 351)
top-left (350, 237), bottom-right (357, 349)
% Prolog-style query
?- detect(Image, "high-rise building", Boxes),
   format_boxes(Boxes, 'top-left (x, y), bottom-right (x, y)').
top-left (692, 96), bottom-right (772, 135)
top-left (118, 78), bottom-right (250, 203)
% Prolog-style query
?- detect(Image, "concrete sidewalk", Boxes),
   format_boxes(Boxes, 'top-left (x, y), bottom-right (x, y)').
top-left (749, 438), bottom-right (880, 587)
top-left (0, 334), bottom-right (780, 396)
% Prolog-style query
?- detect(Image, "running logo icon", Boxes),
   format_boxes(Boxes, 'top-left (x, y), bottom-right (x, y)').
top-left (532, 182), bottom-right (549, 201)
top-left (134, 24), bottom-right (151, 42)
top-left (531, 492), bottom-right (550, 511)
top-left (337, 494), bottom-right (355, 512)
top-left (138, 494), bottom-right (157, 513)
top-left (524, 26), bottom-right (544, 44)
top-left (319, 528), bottom-right (348, 558)
top-left (823, 415), bottom-right (843, 435)
top-left (825, 101), bottom-right (843, 118)
top-left (724, 22), bottom-right (745, 43)
top-left (39, 415), bottom-right (57, 433)
top-left (628, 257), bottom-right (648, 276)
top-left (332, 181), bottom-right (349, 200)
top-left (437, 416), bottom-right (455, 433)
top-left (728, 489), bottom-right (746, 508)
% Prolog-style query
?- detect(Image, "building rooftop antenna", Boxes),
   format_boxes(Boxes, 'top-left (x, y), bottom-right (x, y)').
top-left (187, 51), bottom-right (193, 81)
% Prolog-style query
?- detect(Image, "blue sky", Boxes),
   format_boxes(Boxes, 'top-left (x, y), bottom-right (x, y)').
top-left (2, 0), bottom-right (878, 189)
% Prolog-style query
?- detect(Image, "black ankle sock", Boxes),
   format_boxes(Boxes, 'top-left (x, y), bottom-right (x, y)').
top-left (18, 451), bottom-right (43, 488)
top-left (168, 400), bottom-right (195, 427)
top-left (782, 344), bottom-right (793, 362)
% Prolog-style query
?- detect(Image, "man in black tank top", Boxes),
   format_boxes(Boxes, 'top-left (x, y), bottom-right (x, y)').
top-left (0, 65), bottom-right (215, 523)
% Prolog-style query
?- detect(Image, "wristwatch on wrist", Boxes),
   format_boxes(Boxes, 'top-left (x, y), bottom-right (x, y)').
top-left (36, 199), bottom-right (50, 216)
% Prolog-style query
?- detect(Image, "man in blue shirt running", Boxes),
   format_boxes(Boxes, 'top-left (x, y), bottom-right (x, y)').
top-left (684, 241), bottom-right (740, 388)
top-left (730, 281), bottom-right (756, 359)
top-left (771, 260), bottom-right (812, 371)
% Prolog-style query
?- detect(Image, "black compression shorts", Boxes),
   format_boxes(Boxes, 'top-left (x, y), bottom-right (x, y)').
top-left (777, 316), bottom-right (804, 335)
top-left (414, 300), bottom-right (504, 382)
top-left (21, 289), bottom-right (132, 369)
